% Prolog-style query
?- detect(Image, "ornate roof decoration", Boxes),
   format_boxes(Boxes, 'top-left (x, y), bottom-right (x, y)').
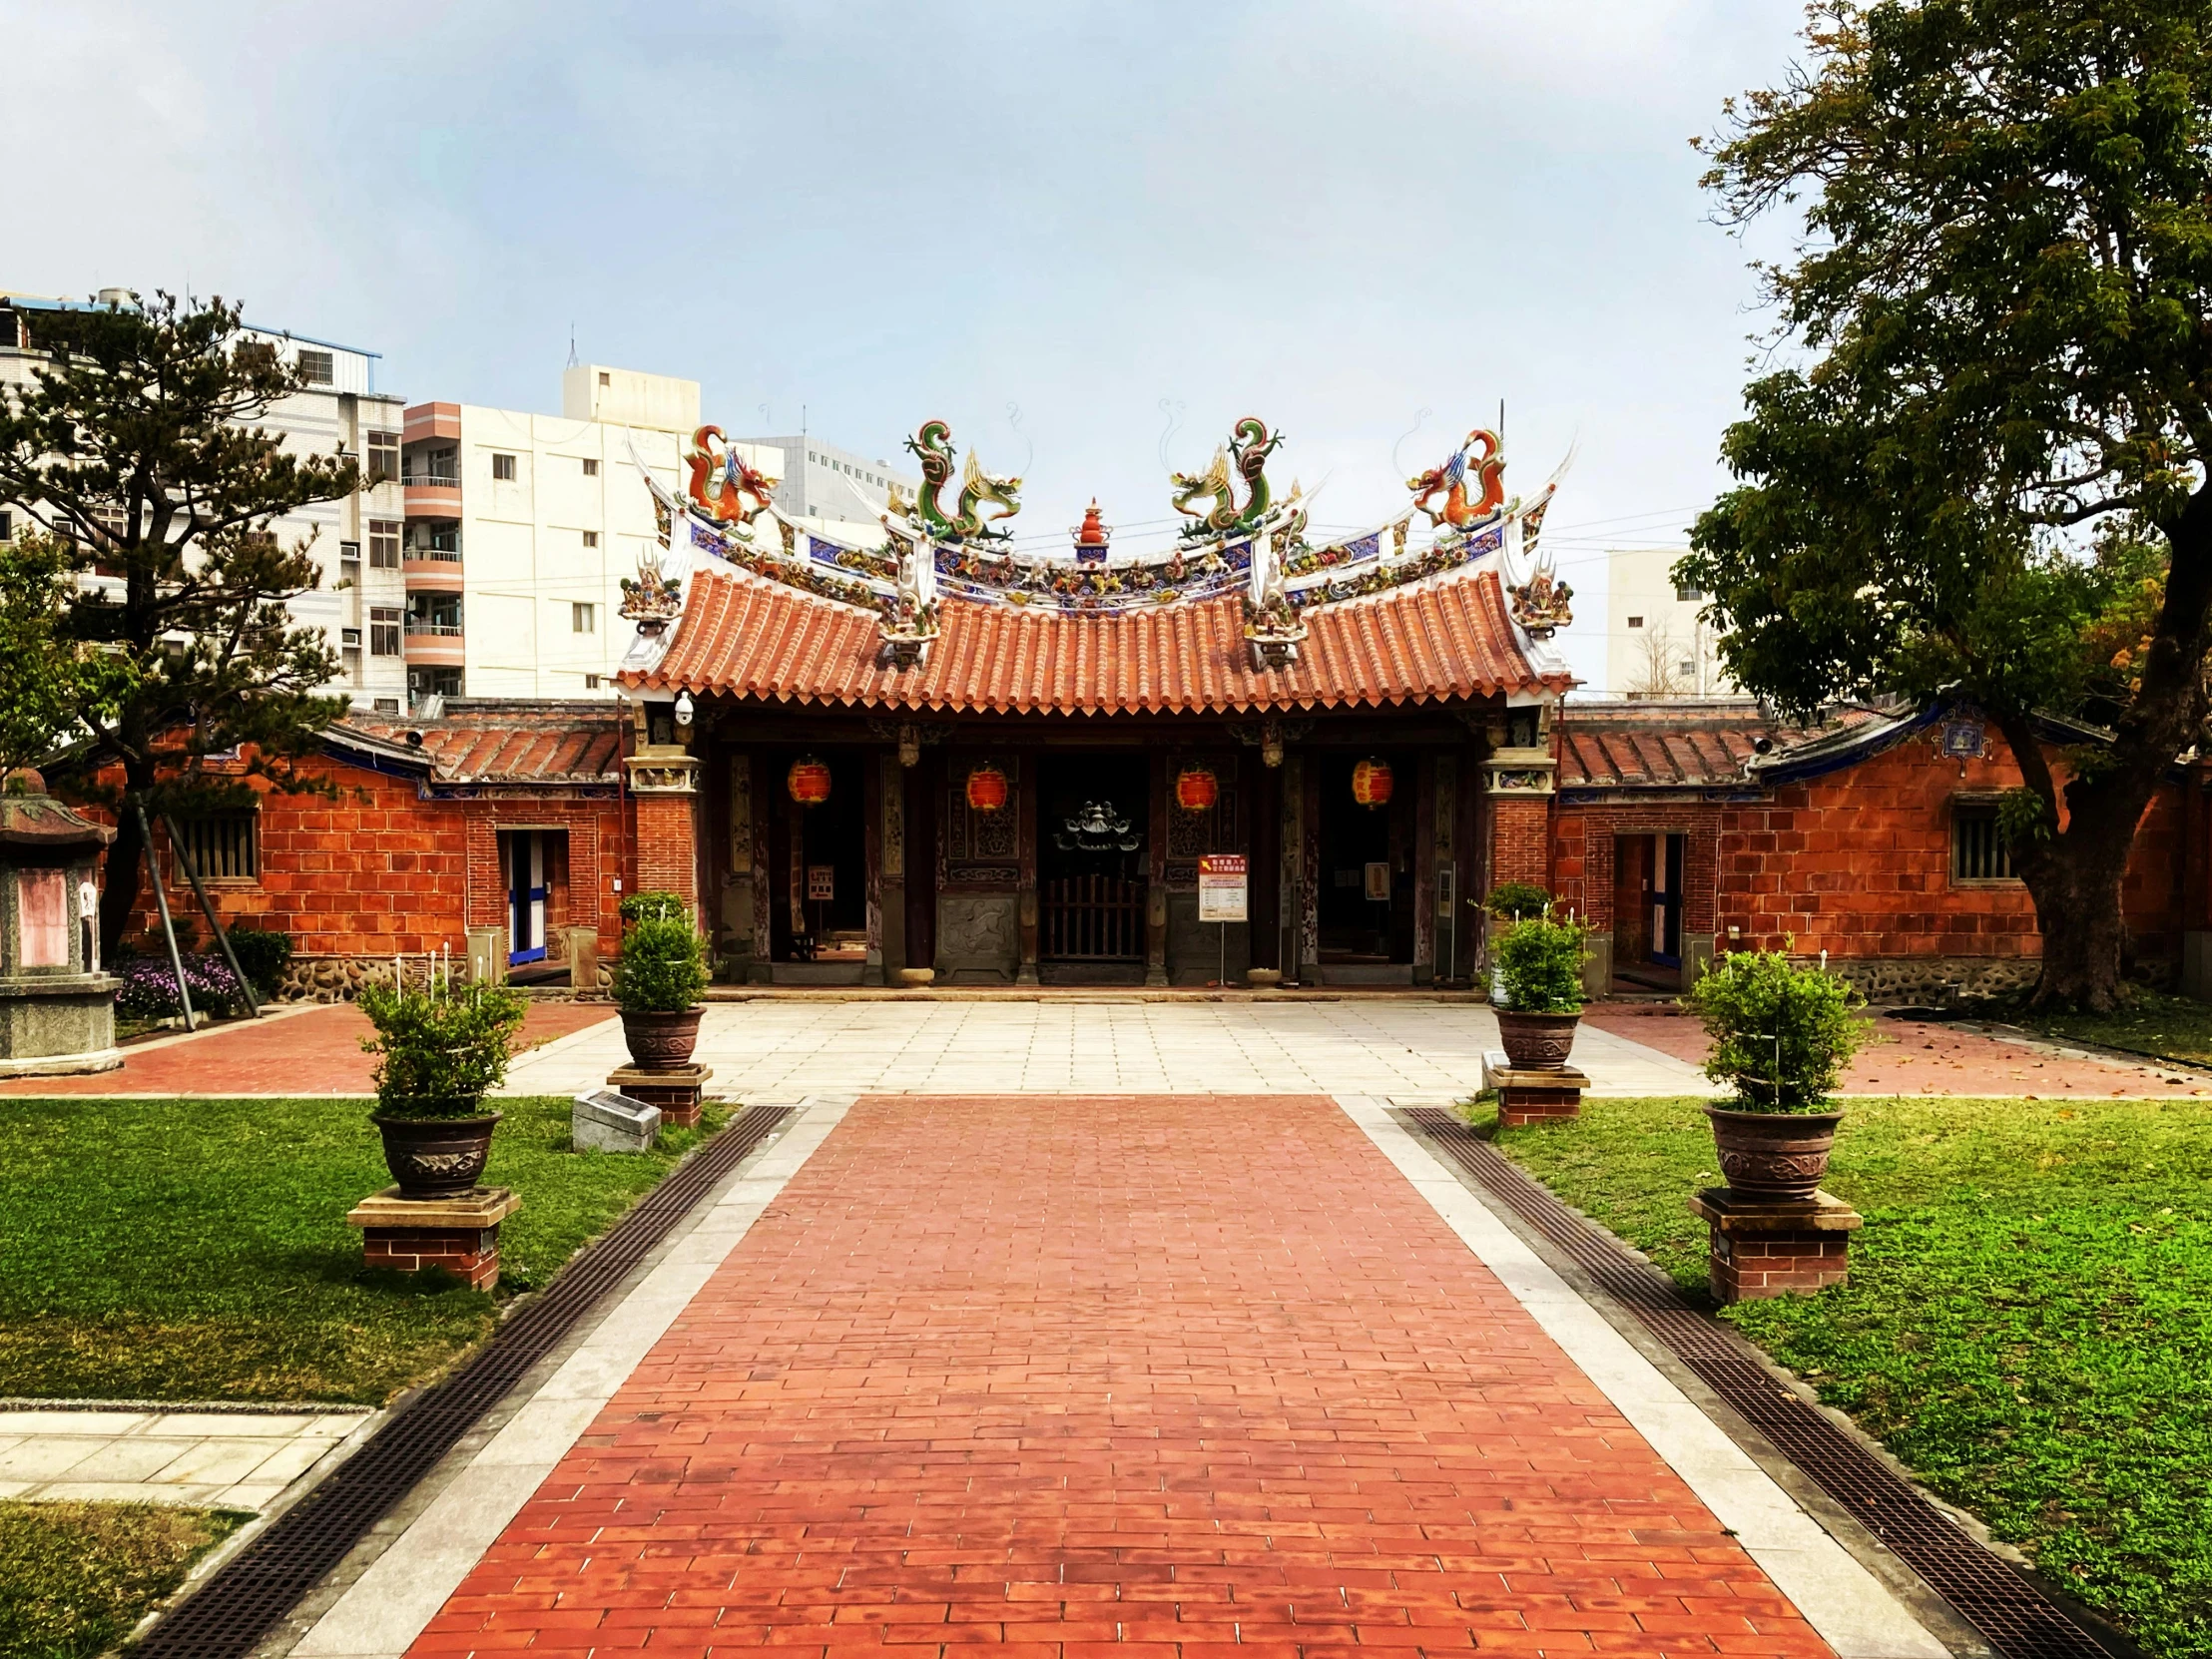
top-left (632, 412), bottom-right (1574, 679)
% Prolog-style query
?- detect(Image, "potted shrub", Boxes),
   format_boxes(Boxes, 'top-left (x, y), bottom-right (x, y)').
top-left (1478, 881), bottom-right (1552, 1005)
top-left (613, 896), bottom-right (710, 1069)
top-left (357, 975), bottom-right (527, 1200)
top-left (1491, 910), bottom-right (1589, 1068)
top-left (1682, 948), bottom-right (1869, 1199)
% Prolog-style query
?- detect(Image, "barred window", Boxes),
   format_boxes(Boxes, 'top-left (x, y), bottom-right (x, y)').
top-left (297, 349), bottom-right (334, 385)
top-left (1951, 802), bottom-right (2014, 880)
top-left (173, 812), bottom-right (259, 881)
top-left (581, 457), bottom-right (600, 476)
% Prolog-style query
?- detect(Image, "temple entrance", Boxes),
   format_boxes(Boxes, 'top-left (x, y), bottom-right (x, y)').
top-left (1317, 752), bottom-right (1414, 977)
top-left (769, 750), bottom-right (867, 971)
top-left (1038, 753), bottom-right (1149, 983)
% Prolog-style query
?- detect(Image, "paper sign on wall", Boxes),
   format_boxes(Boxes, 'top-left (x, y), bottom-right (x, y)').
top-left (806, 864), bottom-right (835, 901)
top-left (1197, 853), bottom-right (1248, 922)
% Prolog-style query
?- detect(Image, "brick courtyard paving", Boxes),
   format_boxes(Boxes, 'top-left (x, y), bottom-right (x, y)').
top-left (1580, 1003), bottom-right (2212, 1098)
top-left (404, 1095), bottom-right (1839, 1659)
top-left (0, 999), bottom-right (613, 1097)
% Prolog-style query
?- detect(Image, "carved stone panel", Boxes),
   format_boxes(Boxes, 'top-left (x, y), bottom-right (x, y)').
top-left (935, 891), bottom-right (1019, 980)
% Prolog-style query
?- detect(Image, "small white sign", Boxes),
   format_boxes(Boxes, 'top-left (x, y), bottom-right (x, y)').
top-left (1365, 861), bottom-right (1391, 902)
top-left (1198, 853), bottom-right (1248, 922)
top-left (807, 864), bottom-right (835, 901)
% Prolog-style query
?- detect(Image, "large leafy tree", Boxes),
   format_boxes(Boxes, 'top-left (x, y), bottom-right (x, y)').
top-left (0, 291), bottom-right (356, 959)
top-left (1682, 0), bottom-right (2212, 1011)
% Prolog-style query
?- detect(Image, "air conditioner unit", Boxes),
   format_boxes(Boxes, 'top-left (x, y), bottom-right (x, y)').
top-left (342, 627), bottom-right (361, 646)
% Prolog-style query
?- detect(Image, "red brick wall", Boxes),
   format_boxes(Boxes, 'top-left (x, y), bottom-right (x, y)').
top-left (1698, 734), bottom-right (2167, 968)
top-left (121, 757), bottom-right (623, 963)
top-left (1486, 796), bottom-right (1552, 895)
top-left (631, 790), bottom-right (700, 916)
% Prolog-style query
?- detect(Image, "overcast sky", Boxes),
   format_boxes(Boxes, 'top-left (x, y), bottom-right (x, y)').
top-left (4, 0), bottom-right (1808, 688)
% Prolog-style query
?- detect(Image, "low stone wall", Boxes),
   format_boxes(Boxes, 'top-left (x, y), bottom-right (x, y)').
top-left (1811, 955), bottom-right (2039, 1005)
top-left (273, 955), bottom-right (609, 1001)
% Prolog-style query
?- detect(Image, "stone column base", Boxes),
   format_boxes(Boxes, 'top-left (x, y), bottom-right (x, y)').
top-left (1481, 1051), bottom-right (1588, 1127)
top-left (1689, 1187), bottom-right (1863, 1303)
top-left (606, 1063), bottom-right (713, 1129)
top-left (346, 1186), bottom-right (521, 1291)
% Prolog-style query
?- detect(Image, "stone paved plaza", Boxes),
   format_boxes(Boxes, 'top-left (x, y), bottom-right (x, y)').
top-left (500, 998), bottom-right (1717, 1102)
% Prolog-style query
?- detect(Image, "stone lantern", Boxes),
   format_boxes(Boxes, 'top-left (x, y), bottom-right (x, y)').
top-left (0, 769), bottom-right (121, 1076)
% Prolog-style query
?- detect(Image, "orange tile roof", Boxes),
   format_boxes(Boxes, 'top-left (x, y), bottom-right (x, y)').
top-left (1557, 701), bottom-right (1883, 789)
top-left (341, 702), bottom-right (624, 784)
top-left (629, 563), bottom-right (1559, 715)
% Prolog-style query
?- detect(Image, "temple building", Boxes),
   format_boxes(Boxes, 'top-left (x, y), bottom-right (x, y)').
top-left (612, 416), bottom-right (1578, 985)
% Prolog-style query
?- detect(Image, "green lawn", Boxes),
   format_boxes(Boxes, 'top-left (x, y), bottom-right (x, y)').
top-left (0, 1501), bottom-right (242, 1659)
top-left (0, 1096), bottom-right (728, 1404)
top-left (1483, 1093), bottom-right (2212, 1659)
top-left (2019, 986), bottom-right (2212, 1070)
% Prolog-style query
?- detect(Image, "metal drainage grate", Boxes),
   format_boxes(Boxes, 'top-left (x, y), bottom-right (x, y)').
top-left (139, 1103), bottom-right (795, 1659)
top-left (1405, 1109), bottom-right (2115, 1659)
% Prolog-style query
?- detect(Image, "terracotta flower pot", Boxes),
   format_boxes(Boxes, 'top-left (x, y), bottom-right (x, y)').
top-left (621, 1006), bottom-right (703, 1069)
top-left (1494, 1009), bottom-right (1580, 1070)
top-left (1705, 1106), bottom-right (1845, 1201)
top-left (373, 1110), bottom-right (500, 1200)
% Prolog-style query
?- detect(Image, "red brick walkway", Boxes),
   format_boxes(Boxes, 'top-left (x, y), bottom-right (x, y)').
top-left (0, 1000), bottom-right (612, 1096)
top-left (413, 1095), bottom-right (1833, 1659)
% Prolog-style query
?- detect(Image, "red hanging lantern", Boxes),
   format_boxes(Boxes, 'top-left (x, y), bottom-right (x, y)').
top-left (1174, 763), bottom-right (1219, 813)
top-left (965, 762), bottom-right (1009, 815)
top-left (787, 756), bottom-right (832, 807)
top-left (1351, 757), bottom-right (1393, 809)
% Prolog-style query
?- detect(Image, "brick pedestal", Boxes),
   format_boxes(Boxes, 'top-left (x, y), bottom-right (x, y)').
top-left (606, 1063), bottom-right (712, 1129)
top-left (346, 1186), bottom-right (522, 1291)
top-left (1481, 1050), bottom-right (1587, 1127)
top-left (1689, 1187), bottom-right (1863, 1304)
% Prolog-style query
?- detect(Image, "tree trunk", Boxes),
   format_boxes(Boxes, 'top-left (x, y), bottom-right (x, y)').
top-left (2014, 815), bottom-right (2138, 1014)
top-left (100, 772), bottom-right (152, 966)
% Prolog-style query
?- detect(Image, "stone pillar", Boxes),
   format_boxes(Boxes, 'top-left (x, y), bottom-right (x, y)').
top-left (1017, 756), bottom-right (1040, 986)
top-left (724, 753), bottom-right (758, 976)
top-left (626, 751), bottom-right (702, 921)
top-left (862, 755), bottom-right (884, 986)
top-left (1294, 754), bottom-right (1319, 984)
top-left (1146, 749), bottom-right (1170, 986)
top-left (879, 753), bottom-right (907, 975)
top-left (1412, 755), bottom-right (1436, 984)
top-left (1250, 752), bottom-right (1281, 974)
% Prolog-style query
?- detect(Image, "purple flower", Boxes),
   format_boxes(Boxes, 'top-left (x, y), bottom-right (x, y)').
top-left (117, 953), bottom-right (243, 1017)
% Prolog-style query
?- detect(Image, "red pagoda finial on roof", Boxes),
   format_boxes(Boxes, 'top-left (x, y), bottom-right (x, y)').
top-left (1071, 498), bottom-right (1113, 564)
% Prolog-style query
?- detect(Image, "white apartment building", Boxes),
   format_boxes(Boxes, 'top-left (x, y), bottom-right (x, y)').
top-left (1604, 545), bottom-right (1734, 698)
top-left (738, 433), bottom-right (919, 526)
top-left (400, 366), bottom-right (902, 702)
top-left (0, 289), bottom-right (409, 710)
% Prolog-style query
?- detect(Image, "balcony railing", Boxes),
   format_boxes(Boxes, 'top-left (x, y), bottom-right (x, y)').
top-left (404, 621), bottom-right (463, 636)
top-left (405, 547), bottom-right (463, 562)
top-left (400, 472), bottom-right (460, 488)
